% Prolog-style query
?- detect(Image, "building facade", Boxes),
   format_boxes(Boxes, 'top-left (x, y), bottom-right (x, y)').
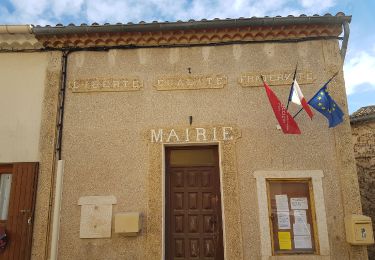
top-left (0, 13), bottom-right (372, 260)
top-left (351, 106), bottom-right (375, 260)
top-left (0, 25), bottom-right (60, 260)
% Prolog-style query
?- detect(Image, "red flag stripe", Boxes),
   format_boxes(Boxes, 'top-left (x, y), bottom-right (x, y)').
top-left (300, 97), bottom-right (314, 119)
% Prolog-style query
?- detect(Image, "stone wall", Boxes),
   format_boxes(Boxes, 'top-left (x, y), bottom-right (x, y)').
top-left (352, 121), bottom-right (375, 259)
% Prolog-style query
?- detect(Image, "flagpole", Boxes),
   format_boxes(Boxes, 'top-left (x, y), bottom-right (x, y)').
top-left (292, 71), bottom-right (339, 119)
top-left (326, 71), bottom-right (339, 85)
top-left (286, 64), bottom-right (298, 110)
top-left (293, 108), bottom-right (304, 118)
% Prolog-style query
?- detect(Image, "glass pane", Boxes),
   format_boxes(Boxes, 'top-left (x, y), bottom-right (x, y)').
top-left (0, 174), bottom-right (12, 220)
top-left (267, 180), bottom-right (316, 255)
top-left (169, 148), bottom-right (216, 166)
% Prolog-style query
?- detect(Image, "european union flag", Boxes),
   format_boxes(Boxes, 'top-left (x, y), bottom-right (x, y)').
top-left (308, 84), bottom-right (344, 128)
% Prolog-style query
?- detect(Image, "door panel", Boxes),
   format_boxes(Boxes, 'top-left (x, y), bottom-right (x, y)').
top-left (0, 163), bottom-right (38, 260)
top-left (166, 147), bottom-right (224, 260)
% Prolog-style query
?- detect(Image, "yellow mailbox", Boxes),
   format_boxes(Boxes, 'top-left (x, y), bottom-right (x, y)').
top-left (345, 214), bottom-right (374, 245)
top-left (114, 212), bottom-right (142, 236)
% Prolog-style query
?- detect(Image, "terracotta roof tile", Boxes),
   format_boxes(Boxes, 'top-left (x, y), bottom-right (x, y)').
top-left (350, 105), bottom-right (375, 123)
top-left (36, 12), bottom-right (349, 28)
top-left (31, 12), bottom-right (350, 48)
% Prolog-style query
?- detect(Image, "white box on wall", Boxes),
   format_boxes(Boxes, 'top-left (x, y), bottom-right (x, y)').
top-left (78, 195), bottom-right (117, 238)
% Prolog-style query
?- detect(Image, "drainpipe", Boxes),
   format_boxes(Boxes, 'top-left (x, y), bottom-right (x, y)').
top-left (56, 51), bottom-right (69, 160)
top-left (340, 21), bottom-right (350, 62)
top-left (49, 160), bottom-right (64, 260)
top-left (49, 51), bottom-right (69, 260)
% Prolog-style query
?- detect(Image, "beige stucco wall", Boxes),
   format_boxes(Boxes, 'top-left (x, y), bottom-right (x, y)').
top-left (0, 52), bottom-right (48, 162)
top-left (57, 40), bottom-right (367, 259)
top-left (0, 51), bottom-right (61, 260)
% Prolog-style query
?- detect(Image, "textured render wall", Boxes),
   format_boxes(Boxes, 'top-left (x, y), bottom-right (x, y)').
top-left (31, 52), bottom-right (62, 260)
top-left (58, 40), bottom-right (366, 259)
top-left (0, 52), bottom-right (47, 162)
top-left (352, 121), bottom-right (375, 259)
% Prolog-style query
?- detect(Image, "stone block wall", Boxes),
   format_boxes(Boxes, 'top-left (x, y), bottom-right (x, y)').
top-left (352, 121), bottom-right (375, 259)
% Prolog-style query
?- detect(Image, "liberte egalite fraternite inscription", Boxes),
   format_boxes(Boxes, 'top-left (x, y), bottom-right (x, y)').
top-left (154, 75), bottom-right (228, 90)
top-left (239, 71), bottom-right (314, 87)
top-left (69, 78), bottom-right (143, 92)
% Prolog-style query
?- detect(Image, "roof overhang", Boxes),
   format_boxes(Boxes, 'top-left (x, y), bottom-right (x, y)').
top-left (31, 13), bottom-right (351, 49)
top-left (0, 25), bottom-right (42, 50)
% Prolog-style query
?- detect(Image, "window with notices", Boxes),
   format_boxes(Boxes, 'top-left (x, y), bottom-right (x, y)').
top-left (267, 179), bottom-right (318, 255)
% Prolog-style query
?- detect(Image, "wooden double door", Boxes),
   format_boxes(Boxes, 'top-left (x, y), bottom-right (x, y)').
top-left (166, 146), bottom-right (224, 260)
top-left (0, 163), bottom-right (38, 260)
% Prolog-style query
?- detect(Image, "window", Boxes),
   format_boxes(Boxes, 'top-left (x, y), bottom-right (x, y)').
top-left (0, 165), bottom-right (13, 222)
top-left (0, 174), bottom-right (12, 220)
top-left (267, 179), bottom-right (318, 255)
top-left (168, 147), bottom-right (217, 166)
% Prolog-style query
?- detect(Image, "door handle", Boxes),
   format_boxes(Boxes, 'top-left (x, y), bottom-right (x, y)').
top-left (27, 217), bottom-right (32, 225)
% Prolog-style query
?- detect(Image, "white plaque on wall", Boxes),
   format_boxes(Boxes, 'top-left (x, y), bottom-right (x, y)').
top-left (78, 195), bottom-right (117, 238)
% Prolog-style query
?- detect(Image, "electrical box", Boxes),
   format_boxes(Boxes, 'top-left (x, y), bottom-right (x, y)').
top-left (345, 214), bottom-right (374, 245)
top-left (114, 212), bottom-right (141, 236)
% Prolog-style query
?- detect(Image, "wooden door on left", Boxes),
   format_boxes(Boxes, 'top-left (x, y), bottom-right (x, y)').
top-left (0, 163), bottom-right (38, 260)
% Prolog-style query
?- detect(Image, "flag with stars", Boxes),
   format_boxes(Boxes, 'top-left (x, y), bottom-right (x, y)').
top-left (308, 84), bottom-right (344, 127)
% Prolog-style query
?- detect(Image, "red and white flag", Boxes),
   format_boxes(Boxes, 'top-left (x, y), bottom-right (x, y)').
top-left (263, 80), bottom-right (301, 134)
top-left (290, 79), bottom-right (314, 119)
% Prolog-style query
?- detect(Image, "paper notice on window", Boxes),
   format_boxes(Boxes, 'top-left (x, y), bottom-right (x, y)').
top-left (293, 223), bottom-right (311, 236)
top-left (275, 195), bottom-right (289, 212)
top-left (277, 212), bottom-right (291, 229)
top-left (294, 235), bottom-right (312, 249)
top-left (294, 210), bottom-right (307, 224)
top-left (290, 197), bottom-right (308, 210)
top-left (278, 232), bottom-right (292, 250)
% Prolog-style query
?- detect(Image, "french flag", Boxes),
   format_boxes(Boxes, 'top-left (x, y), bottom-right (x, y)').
top-left (290, 79), bottom-right (314, 119)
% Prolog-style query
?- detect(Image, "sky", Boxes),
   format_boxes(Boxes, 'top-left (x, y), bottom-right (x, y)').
top-left (0, 0), bottom-right (373, 113)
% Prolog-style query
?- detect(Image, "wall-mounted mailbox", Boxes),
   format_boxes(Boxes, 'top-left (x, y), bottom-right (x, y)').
top-left (345, 214), bottom-right (374, 245)
top-left (114, 212), bottom-right (141, 236)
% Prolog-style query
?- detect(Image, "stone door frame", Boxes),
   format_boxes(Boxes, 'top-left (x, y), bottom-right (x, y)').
top-left (145, 126), bottom-right (244, 260)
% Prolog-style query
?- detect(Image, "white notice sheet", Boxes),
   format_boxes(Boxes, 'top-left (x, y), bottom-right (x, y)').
top-left (294, 210), bottom-right (307, 224)
top-left (275, 195), bottom-right (289, 212)
top-left (290, 197), bottom-right (308, 210)
top-left (293, 223), bottom-right (311, 236)
top-left (294, 235), bottom-right (312, 249)
top-left (277, 212), bottom-right (291, 229)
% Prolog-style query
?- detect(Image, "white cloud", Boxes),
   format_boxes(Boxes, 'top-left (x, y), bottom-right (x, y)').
top-left (0, 0), bottom-right (338, 25)
top-left (299, 0), bottom-right (335, 12)
top-left (344, 49), bottom-right (375, 95)
top-left (51, 0), bottom-right (85, 18)
top-left (11, 0), bottom-right (49, 17)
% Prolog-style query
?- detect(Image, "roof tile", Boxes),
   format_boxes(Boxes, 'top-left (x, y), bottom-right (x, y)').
top-left (350, 105), bottom-right (375, 123)
top-left (38, 12), bottom-right (349, 28)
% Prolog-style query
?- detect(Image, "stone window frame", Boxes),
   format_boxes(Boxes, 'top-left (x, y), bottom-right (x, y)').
top-left (254, 170), bottom-right (330, 259)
